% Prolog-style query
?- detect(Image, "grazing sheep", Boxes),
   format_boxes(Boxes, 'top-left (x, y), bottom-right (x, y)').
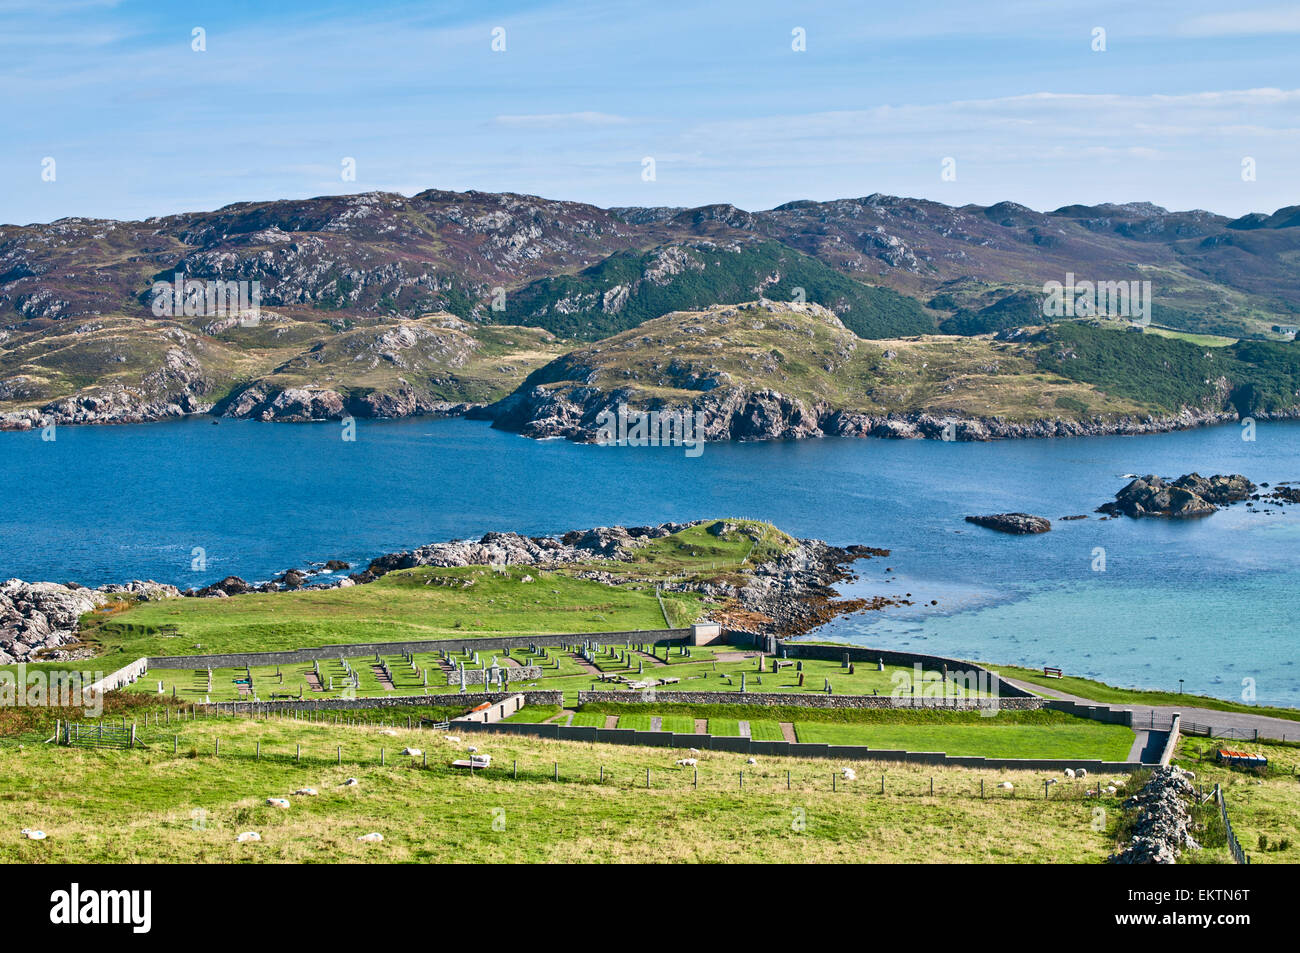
top-left (1077, 768), bottom-right (1088, 778)
top-left (20, 829), bottom-right (46, 840)
top-left (357, 832), bottom-right (384, 843)
top-left (676, 758), bottom-right (698, 767)
top-left (841, 768), bottom-right (857, 781)
top-left (444, 736), bottom-right (460, 743)
top-left (401, 747), bottom-right (422, 757)
top-left (1064, 768), bottom-right (1076, 778)
top-left (236, 832), bottom-right (262, 843)
top-left (466, 746), bottom-right (478, 754)
top-left (998, 782), bottom-right (1014, 790)
top-left (294, 788), bottom-right (318, 796)
top-left (266, 797), bottom-right (290, 809)
top-left (341, 778), bottom-right (359, 787)
top-left (379, 729), bottom-right (398, 736)
top-left (746, 757), bottom-right (757, 765)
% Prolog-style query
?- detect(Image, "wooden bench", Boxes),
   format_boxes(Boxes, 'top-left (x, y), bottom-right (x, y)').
top-left (1043, 666), bottom-right (1063, 679)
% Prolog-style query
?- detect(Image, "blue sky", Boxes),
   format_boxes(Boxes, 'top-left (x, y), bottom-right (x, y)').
top-left (2, 0), bottom-right (1298, 224)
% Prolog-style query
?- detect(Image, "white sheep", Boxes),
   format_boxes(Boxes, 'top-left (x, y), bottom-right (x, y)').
top-left (236, 831), bottom-right (262, 842)
top-left (294, 788), bottom-right (318, 796)
top-left (266, 797), bottom-right (290, 809)
top-left (357, 832), bottom-right (384, 843)
top-left (841, 768), bottom-right (857, 781)
top-left (676, 758), bottom-right (698, 767)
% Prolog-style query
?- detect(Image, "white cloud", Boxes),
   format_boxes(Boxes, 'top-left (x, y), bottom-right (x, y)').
top-left (1178, 7), bottom-right (1300, 36)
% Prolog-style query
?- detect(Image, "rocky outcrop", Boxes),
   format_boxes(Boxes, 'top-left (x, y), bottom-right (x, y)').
top-left (0, 385), bottom-right (212, 431)
top-left (1098, 473), bottom-right (1257, 518)
top-left (218, 383), bottom-right (478, 423)
top-left (487, 384), bottom-right (1299, 446)
top-left (1109, 766), bottom-right (1200, 864)
top-left (964, 513), bottom-right (1051, 534)
top-left (360, 523), bottom-right (689, 581)
top-left (0, 577), bottom-right (179, 663)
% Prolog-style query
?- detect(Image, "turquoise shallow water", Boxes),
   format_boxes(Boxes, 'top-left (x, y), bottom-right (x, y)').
top-left (1, 416), bottom-right (1297, 705)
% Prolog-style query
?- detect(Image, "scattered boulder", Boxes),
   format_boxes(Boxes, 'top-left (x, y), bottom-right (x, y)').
top-left (964, 513), bottom-right (1051, 534)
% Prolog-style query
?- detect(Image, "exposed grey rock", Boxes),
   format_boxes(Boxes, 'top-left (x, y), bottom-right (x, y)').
top-left (964, 513), bottom-right (1052, 534)
top-left (1098, 473), bottom-right (1257, 518)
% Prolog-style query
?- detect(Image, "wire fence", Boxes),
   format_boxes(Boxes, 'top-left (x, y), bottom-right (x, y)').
top-left (1214, 783), bottom-right (1251, 865)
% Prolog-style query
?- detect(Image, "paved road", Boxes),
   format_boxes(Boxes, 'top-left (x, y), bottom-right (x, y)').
top-left (1004, 677), bottom-right (1300, 742)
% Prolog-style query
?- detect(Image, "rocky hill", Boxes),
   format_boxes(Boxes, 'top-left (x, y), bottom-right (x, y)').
top-left (3, 187), bottom-right (1300, 432)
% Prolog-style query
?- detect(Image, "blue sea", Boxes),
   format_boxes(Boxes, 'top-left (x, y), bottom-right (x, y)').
top-left (2, 417), bottom-right (1297, 705)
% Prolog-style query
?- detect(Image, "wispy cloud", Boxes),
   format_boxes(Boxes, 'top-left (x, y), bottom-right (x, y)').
top-left (495, 111), bottom-right (632, 127)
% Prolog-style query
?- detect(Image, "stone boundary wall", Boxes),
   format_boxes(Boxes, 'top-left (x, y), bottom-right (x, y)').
top-left (576, 690), bottom-right (1046, 711)
top-left (85, 657), bottom-right (149, 695)
top-left (453, 665), bottom-right (542, 686)
top-left (202, 690), bottom-right (564, 715)
top-left (457, 721), bottom-right (1148, 771)
top-left (775, 640), bottom-right (1037, 700)
top-left (1160, 713), bottom-right (1182, 766)
top-left (1044, 699), bottom-right (1134, 727)
top-left (147, 629), bottom-right (690, 670)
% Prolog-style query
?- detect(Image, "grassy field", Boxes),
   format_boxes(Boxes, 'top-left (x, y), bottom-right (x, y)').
top-left (0, 712), bottom-right (1133, 863)
top-left (997, 664), bottom-right (1300, 723)
top-left (794, 720), bottom-right (1133, 760)
top-left (1171, 737), bottom-right (1300, 865)
top-left (492, 702), bottom-right (1134, 761)
top-left (89, 564), bottom-right (703, 660)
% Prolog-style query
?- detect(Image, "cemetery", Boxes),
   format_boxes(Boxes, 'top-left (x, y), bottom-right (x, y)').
top-left (125, 638), bottom-right (993, 707)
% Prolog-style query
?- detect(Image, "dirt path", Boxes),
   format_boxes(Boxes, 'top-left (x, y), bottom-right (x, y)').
top-left (779, 722), bottom-right (797, 742)
top-left (545, 711), bottom-right (574, 726)
top-left (371, 664), bottom-right (395, 690)
top-left (304, 672), bottom-right (324, 692)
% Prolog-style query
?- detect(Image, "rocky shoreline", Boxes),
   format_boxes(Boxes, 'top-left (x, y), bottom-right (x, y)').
top-left (0, 520), bottom-right (882, 664)
top-left (6, 380), bottom-right (1300, 443)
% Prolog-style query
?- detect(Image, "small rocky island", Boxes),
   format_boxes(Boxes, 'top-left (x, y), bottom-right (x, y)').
top-left (964, 513), bottom-right (1052, 534)
top-left (1098, 473), bottom-right (1256, 518)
